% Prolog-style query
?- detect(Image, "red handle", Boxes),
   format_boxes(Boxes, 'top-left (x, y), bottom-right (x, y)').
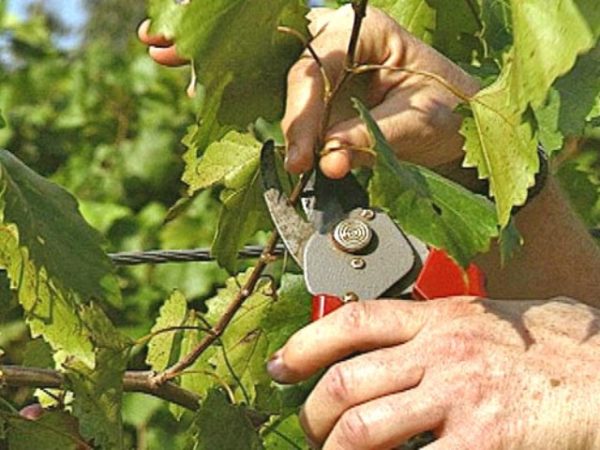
top-left (311, 294), bottom-right (345, 321)
top-left (413, 249), bottom-right (487, 300)
top-left (311, 249), bottom-right (487, 321)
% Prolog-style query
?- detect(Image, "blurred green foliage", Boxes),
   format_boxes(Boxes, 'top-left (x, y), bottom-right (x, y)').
top-left (0, 2), bottom-right (229, 446)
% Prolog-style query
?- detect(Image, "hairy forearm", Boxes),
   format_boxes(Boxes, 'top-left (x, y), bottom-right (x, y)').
top-left (475, 176), bottom-right (600, 306)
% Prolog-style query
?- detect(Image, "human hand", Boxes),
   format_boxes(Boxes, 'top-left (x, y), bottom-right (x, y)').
top-left (137, 19), bottom-right (187, 67)
top-left (283, 6), bottom-right (480, 179)
top-left (267, 297), bottom-right (600, 449)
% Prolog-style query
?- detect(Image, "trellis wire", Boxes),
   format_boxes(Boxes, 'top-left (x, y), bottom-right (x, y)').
top-left (108, 245), bottom-right (286, 266)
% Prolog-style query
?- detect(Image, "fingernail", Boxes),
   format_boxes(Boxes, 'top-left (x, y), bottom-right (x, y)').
top-left (267, 350), bottom-right (290, 382)
top-left (323, 138), bottom-right (345, 154)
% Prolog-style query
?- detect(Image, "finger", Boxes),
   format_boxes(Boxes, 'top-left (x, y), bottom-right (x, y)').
top-left (137, 19), bottom-right (173, 47)
top-left (318, 93), bottom-right (415, 179)
top-left (148, 45), bottom-right (188, 67)
top-left (323, 388), bottom-right (446, 450)
top-left (300, 344), bottom-right (425, 444)
top-left (282, 57), bottom-right (326, 174)
top-left (267, 300), bottom-right (426, 384)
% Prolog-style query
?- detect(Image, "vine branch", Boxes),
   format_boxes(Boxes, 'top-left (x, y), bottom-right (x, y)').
top-left (0, 366), bottom-right (200, 411)
top-left (321, 0), bottom-right (369, 143)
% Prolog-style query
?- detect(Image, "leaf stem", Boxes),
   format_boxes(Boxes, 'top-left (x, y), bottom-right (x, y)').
top-left (134, 325), bottom-right (210, 346)
top-left (352, 63), bottom-right (473, 103)
top-left (278, 26), bottom-right (332, 98)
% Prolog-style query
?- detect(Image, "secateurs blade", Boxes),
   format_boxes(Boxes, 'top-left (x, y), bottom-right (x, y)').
top-left (260, 140), bottom-right (487, 321)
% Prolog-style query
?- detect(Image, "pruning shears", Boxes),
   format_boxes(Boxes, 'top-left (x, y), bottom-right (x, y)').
top-left (260, 141), bottom-right (487, 321)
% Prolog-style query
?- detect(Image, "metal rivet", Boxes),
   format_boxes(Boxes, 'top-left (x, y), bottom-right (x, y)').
top-left (333, 219), bottom-right (373, 253)
top-left (343, 292), bottom-right (359, 303)
top-left (350, 257), bottom-right (366, 270)
top-left (360, 209), bottom-right (376, 221)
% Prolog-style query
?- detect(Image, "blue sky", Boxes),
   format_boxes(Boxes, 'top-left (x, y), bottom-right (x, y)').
top-left (7, 0), bottom-right (86, 47)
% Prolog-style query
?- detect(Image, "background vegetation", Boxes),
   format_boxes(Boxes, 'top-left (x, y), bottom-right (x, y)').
top-left (0, 0), bottom-right (598, 448)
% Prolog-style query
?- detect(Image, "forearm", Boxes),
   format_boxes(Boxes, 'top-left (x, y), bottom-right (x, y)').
top-left (475, 176), bottom-right (600, 306)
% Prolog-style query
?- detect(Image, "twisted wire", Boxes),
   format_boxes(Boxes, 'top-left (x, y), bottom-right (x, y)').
top-left (109, 245), bottom-right (285, 266)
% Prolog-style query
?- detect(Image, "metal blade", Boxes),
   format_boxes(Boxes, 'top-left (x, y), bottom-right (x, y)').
top-left (260, 141), bottom-right (314, 268)
top-left (303, 170), bottom-right (369, 233)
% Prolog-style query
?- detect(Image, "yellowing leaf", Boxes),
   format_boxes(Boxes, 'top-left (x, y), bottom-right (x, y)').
top-left (509, 0), bottom-right (600, 112)
top-left (461, 65), bottom-right (539, 225)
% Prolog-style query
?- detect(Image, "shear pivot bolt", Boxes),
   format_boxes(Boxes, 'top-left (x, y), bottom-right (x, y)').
top-left (333, 218), bottom-right (373, 253)
top-left (360, 209), bottom-right (376, 221)
top-left (350, 257), bottom-right (366, 270)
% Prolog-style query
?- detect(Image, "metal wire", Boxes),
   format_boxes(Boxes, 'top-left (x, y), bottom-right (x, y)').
top-left (109, 245), bottom-right (285, 266)
top-left (109, 228), bottom-right (600, 266)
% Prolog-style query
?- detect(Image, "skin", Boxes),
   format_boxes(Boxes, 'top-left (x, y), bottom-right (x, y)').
top-left (139, 7), bottom-right (600, 448)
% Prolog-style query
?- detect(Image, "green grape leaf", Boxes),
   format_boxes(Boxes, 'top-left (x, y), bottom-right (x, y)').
top-left (3, 411), bottom-right (87, 450)
top-left (533, 88), bottom-right (564, 153)
top-left (369, 0), bottom-right (435, 43)
top-left (555, 41), bottom-right (600, 137)
top-left (261, 414), bottom-right (306, 450)
top-left (212, 175), bottom-right (271, 274)
top-left (356, 99), bottom-right (500, 267)
top-left (146, 290), bottom-right (189, 372)
top-left (0, 151), bottom-right (121, 365)
top-left (557, 149), bottom-right (600, 227)
top-left (186, 131), bottom-right (262, 194)
top-left (22, 338), bottom-right (54, 369)
top-left (170, 311), bottom-right (216, 420)
top-left (190, 389), bottom-right (263, 450)
top-left (148, 0), bottom-right (308, 128)
top-left (205, 272), bottom-right (274, 404)
top-left (509, 0), bottom-right (600, 113)
top-left (170, 271), bottom-right (275, 409)
top-left (478, 0), bottom-right (512, 58)
top-left (427, 0), bottom-right (481, 62)
top-left (0, 216), bottom-right (95, 366)
top-left (65, 306), bottom-right (129, 450)
top-left (181, 79), bottom-right (232, 195)
top-left (460, 65), bottom-right (539, 225)
top-left (0, 150), bottom-right (120, 307)
top-left (0, 110), bottom-right (5, 129)
top-left (182, 131), bottom-right (271, 272)
top-left (262, 274), bottom-right (311, 355)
